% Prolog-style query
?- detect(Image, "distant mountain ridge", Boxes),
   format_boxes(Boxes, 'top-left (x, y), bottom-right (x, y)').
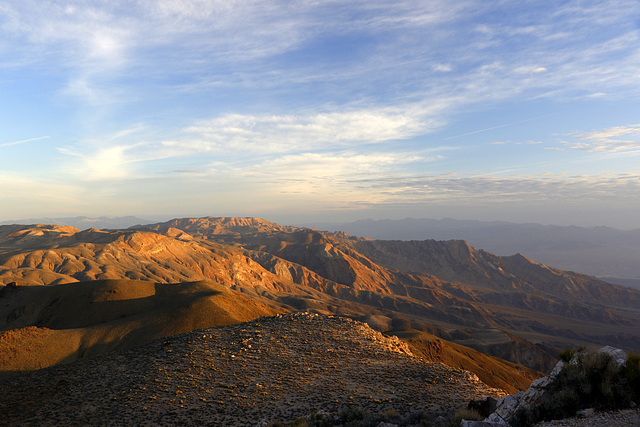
top-left (0, 215), bottom-right (152, 231)
top-left (317, 218), bottom-right (640, 288)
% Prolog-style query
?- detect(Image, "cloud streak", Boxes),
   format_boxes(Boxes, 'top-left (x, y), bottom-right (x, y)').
top-left (0, 136), bottom-right (49, 147)
top-left (561, 124), bottom-right (640, 152)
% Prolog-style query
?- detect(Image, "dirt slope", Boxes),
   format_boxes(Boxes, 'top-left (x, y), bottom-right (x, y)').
top-left (0, 313), bottom-right (506, 426)
top-left (0, 279), bottom-right (277, 373)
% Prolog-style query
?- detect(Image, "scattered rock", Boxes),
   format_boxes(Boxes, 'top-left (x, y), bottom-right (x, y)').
top-left (0, 313), bottom-right (505, 426)
top-left (576, 408), bottom-right (595, 418)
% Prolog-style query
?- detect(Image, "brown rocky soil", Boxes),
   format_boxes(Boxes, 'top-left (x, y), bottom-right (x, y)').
top-left (0, 313), bottom-right (505, 426)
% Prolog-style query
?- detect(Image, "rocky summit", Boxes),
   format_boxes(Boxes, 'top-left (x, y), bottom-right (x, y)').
top-left (0, 313), bottom-right (505, 426)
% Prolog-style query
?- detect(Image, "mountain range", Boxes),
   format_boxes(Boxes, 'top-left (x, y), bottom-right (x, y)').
top-left (2, 216), bottom-right (639, 387)
top-left (7, 215), bottom-right (639, 289)
top-left (317, 217), bottom-right (640, 289)
top-left (0, 215), bottom-right (152, 231)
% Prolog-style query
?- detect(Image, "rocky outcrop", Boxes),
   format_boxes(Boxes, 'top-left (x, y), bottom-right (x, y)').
top-left (483, 346), bottom-right (630, 426)
top-left (484, 361), bottom-right (566, 425)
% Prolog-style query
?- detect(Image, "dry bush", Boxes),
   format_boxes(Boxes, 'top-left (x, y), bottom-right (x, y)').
top-left (513, 350), bottom-right (635, 426)
top-left (452, 407), bottom-right (482, 425)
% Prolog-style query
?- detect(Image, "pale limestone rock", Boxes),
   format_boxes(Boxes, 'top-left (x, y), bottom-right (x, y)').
top-left (599, 345), bottom-right (627, 365)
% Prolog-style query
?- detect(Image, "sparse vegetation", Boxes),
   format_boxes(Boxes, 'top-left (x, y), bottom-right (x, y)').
top-left (266, 405), bottom-right (448, 427)
top-left (557, 345), bottom-right (586, 363)
top-left (512, 349), bottom-right (638, 427)
top-left (391, 316), bottom-right (412, 331)
top-left (623, 352), bottom-right (640, 401)
top-left (452, 407), bottom-right (482, 425)
top-left (558, 347), bottom-right (576, 363)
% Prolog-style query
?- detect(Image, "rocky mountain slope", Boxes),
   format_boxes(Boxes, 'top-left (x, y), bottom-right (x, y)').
top-left (138, 217), bottom-right (640, 366)
top-left (324, 217), bottom-right (640, 289)
top-left (0, 313), bottom-right (506, 426)
top-left (2, 217), bottom-right (640, 382)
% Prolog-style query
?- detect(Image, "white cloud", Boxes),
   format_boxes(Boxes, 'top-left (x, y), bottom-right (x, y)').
top-left (244, 151), bottom-right (425, 179)
top-left (171, 107), bottom-right (438, 154)
top-left (56, 125), bottom-right (153, 181)
top-left (2, 0), bottom-right (639, 109)
top-left (432, 63), bottom-right (453, 72)
top-left (336, 172), bottom-right (640, 207)
top-left (58, 145), bottom-right (131, 181)
top-left (562, 124), bottom-right (640, 152)
top-left (192, 161), bottom-right (640, 214)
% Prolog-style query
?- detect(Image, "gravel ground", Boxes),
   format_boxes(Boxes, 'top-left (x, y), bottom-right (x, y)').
top-left (0, 313), bottom-right (505, 426)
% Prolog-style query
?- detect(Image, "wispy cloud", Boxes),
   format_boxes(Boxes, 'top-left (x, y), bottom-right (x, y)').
top-left (561, 124), bottom-right (640, 152)
top-left (335, 172), bottom-right (640, 207)
top-left (56, 107), bottom-right (439, 181)
top-left (3, 1), bottom-right (640, 223)
top-left (188, 160), bottom-right (640, 212)
top-left (3, 1), bottom-right (638, 108)
top-left (0, 136), bottom-right (49, 147)
top-left (173, 108), bottom-right (437, 155)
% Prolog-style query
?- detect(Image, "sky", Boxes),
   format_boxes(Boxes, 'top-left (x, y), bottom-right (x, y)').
top-left (2, 1), bottom-right (640, 228)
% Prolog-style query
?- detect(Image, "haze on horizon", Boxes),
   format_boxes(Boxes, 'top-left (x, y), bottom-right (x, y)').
top-left (2, 1), bottom-right (640, 229)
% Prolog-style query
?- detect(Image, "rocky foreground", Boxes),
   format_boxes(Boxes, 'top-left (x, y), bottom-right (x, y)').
top-left (0, 312), bottom-right (505, 426)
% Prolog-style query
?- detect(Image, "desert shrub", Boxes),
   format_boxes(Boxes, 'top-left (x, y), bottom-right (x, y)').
top-left (537, 388), bottom-right (580, 421)
top-left (511, 406), bottom-right (535, 427)
top-left (452, 407), bottom-right (482, 424)
top-left (570, 351), bottom-right (629, 409)
top-left (290, 417), bottom-right (308, 427)
top-left (338, 406), bottom-right (368, 422)
top-left (514, 350), bottom-right (634, 426)
top-left (391, 316), bottom-right (412, 331)
top-left (382, 409), bottom-right (399, 419)
top-left (622, 352), bottom-right (640, 402)
top-left (558, 347), bottom-right (576, 363)
top-left (334, 406), bottom-right (385, 426)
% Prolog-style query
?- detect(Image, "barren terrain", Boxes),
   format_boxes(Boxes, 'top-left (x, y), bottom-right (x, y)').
top-left (1, 216), bottom-right (640, 400)
top-left (0, 313), bottom-right (505, 426)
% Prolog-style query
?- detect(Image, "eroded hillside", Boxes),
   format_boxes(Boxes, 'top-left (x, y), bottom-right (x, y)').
top-left (2, 217), bottom-right (640, 377)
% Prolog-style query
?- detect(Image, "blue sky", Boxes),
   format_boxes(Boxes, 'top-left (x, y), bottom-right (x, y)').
top-left (2, 1), bottom-right (640, 228)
